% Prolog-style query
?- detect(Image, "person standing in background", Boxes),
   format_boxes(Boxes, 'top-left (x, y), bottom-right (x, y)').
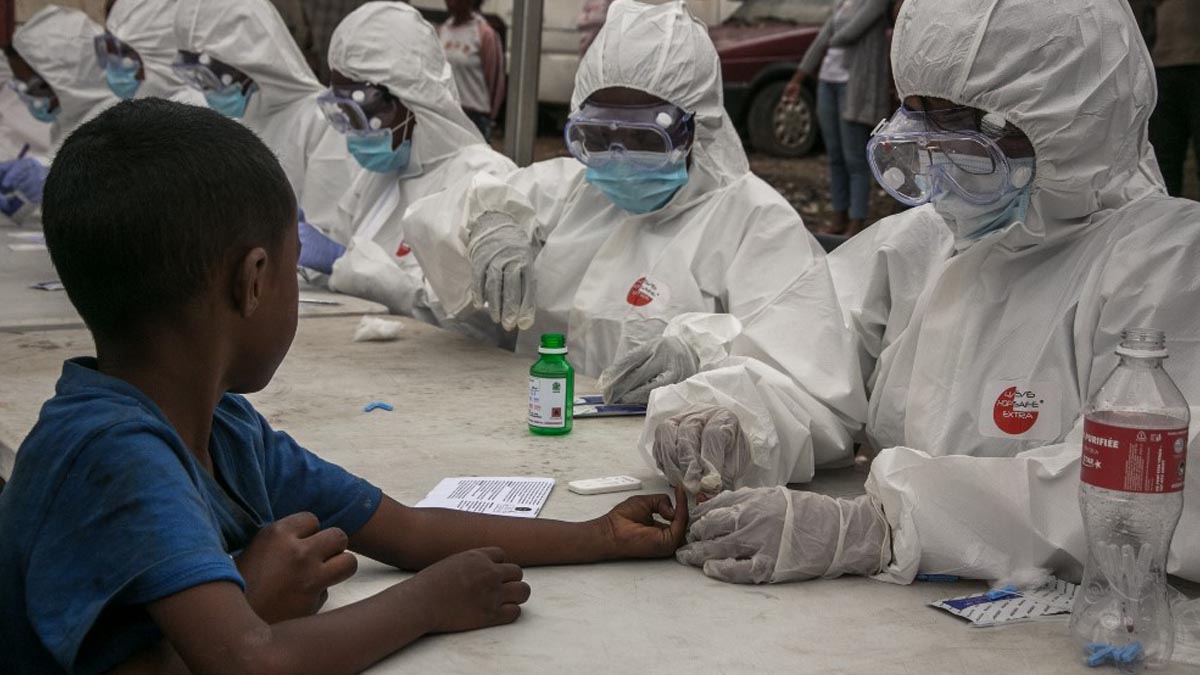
top-left (784, 0), bottom-right (892, 237)
top-left (1148, 0), bottom-right (1199, 198)
top-left (438, 0), bottom-right (505, 140)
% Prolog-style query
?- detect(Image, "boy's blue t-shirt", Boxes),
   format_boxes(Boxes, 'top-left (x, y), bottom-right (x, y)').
top-left (0, 358), bottom-right (383, 674)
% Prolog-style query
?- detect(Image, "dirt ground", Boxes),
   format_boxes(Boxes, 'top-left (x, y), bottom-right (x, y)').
top-left (510, 135), bottom-right (1199, 234)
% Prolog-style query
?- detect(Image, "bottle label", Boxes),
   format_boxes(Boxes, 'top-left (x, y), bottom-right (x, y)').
top-left (1081, 418), bottom-right (1188, 493)
top-left (529, 376), bottom-right (567, 428)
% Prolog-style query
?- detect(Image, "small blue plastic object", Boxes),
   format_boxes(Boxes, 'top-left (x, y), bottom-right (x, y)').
top-left (985, 585), bottom-right (1019, 601)
top-left (364, 401), bottom-right (394, 413)
top-left (1085, 641), bottom-right (1143, 668)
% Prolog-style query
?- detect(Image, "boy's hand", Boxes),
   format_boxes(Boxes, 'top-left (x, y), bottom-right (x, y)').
top-left (411, 547), bottom-right (531, 633)
top-left (596, 484), bottom-right (689, 559)
top-left (235, 512), bottom-right (358, 624)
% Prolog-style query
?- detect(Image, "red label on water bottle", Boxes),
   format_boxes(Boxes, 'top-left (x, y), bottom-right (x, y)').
top-left (1081, 419), bottom-right (1188, 493)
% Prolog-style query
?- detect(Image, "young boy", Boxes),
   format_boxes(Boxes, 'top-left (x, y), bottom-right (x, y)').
top-left (0, 99), bottom-right (686, 675)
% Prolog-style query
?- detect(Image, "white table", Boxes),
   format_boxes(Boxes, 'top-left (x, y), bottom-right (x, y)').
top-left (0, 219), bottom-right (386, 332)
top-left (0, 316), bottom-right (1194, 674)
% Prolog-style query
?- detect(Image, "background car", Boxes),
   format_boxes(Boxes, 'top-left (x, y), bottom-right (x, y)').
top-left (711, 0), bottom-right (835, 157)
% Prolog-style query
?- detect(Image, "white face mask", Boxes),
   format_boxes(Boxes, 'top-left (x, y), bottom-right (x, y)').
top-left (932, 157), bottom-right (1035, 248)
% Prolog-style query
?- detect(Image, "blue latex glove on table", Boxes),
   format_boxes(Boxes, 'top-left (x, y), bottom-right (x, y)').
top-left (0, 157), bottom-right (48, 204)
top-left (298, 215), bottom-right (345, 275)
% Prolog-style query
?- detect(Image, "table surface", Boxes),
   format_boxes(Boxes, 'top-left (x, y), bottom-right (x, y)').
top-left (2, 315), bottom-right (1194, 674)
top-left (0, 218), bottom-right (386, 333)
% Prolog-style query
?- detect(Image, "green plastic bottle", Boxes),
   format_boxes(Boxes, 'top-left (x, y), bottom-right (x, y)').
top-left (529, 333), bottom-right (574, 435)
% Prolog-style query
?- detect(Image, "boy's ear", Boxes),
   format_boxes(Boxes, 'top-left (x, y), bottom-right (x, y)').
top-left (232, 247), bottom-right (269, 318)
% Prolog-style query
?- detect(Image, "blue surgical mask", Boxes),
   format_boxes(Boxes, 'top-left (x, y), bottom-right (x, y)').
top-left (585, 160), bottom-right (689, 214)
top-left (104, 63), bottom-right (142, 100)
top-left (205, 82), bottom-right (254, 119)
top-left (24, 97), bottom-right (59, 124)
top-left (347, 131), bottom-right (412, 173)
top-left (932, 157), bottom-right (1035, 246)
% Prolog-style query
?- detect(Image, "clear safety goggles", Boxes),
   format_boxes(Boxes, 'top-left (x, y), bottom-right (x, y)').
top-left (93, 32), bottom-right (141, 71)
top-left (172, 50), bottom-right (252, 93)
top-left (867, 106), bottom-right (1032, 206)
top-left (317, 83), bottom-right (413, 137)
top-left (564, 102), bottom-right (695, 169)
top-left (5, 75), bottom-right (55, 113)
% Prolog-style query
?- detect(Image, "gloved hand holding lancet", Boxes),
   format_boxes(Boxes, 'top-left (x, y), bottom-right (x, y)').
top-left (467, 211), bottom-right (537, 331)
top-left (0, 157), bottom-right (48, 204)
top-left (600, 336), bottom-right (699, 405)
top-left (676, 486), bottom-right (891, 584)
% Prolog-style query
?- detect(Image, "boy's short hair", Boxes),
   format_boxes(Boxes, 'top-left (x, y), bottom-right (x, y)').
top-left (42, 98), bottom-right (296, 339)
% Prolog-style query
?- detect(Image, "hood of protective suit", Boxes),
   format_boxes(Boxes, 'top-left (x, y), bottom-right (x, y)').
top-left (13, 6), bottom-right (116, 144)
top-left (892, 0), bottom-right (1163, 243)
top-left (572, 0), bottom-right (749, 184)
top-left (328, 1), bottom-right (483, 173)
top-left (108, 0), bottom-right (199, 101)
top-left (175, 0), bottom-right (320, 114)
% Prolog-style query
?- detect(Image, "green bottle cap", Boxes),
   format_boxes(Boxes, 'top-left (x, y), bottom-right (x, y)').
top-left (539, 333), bottom-right (567, 354)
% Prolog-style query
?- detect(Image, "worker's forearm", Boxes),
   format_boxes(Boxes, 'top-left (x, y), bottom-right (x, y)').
top-left (388, 507), bottom-right (614, 569)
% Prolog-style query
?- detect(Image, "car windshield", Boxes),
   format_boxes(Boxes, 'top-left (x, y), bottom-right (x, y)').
top-left (728, 0), bottom-right (835, 25)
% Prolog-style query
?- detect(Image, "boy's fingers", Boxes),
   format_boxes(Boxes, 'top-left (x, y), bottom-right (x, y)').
top-left (502, 580), bottom-right (532, 605)
top-left (670, 483), bottom-right (689, 547)
top-left (321, 551), bottom-right (359, 587)
top-left (307, 526), bottom-right (350, 560)
top-left (496, 603), bottom-right (522, 625)
top-left (477, 546), bottom-right (507, 563)
top-left (496, 562), bottom-right (524, 583)
top-left (276, 511), bottom-right (320, 536)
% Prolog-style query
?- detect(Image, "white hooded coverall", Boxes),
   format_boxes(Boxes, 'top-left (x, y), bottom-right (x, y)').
top-left (174, 0), bottom-right (358, 237)
top-left (106, 0), bottom-right (207, 107)
top-left (324, 2), bottom-right (516, 326)
top-left (12, 6), bottom-right (117, 150)
top-left (403, 0), bottom-right (865, 483)
top-left (651, 0), bottom-right (1200, 585)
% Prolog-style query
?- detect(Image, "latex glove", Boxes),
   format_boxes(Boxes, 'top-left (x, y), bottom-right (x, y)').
top-left (600, 336), bottom-right (699, 405)
top-left (0, 157), bottom-right (48, 204)
top-left (0, 194), bottom-right (24, 217)
top-left (676, 486), bottom-right (890, 584)
top-left (466, 211), bottom-right (537, 331)
top-left (652, 406), bottom-right (751, 497)
top-left (298, 218), bottom-right (345, 275)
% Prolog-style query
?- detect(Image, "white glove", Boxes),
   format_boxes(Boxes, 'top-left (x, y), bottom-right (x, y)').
top-left (600, 336), bottom-right (699, 405)
top-left (652, 406), bottom-right (751, 497)
top-left (677, 486), bottom-right (891, 584)
top-left (467, 211), bottom-right (536, 331)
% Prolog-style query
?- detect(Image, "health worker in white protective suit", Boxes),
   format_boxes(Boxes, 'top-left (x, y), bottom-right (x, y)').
top-left (295, 2), bottom-right (516, 329)
top-left (652, 0), bottom-right (1200, 586)
top-left (0, 6), bottom-right (117, 221)
top-left (173, 0), bottom-right (359, 237)
top-left (403, 0), bottom-right (864, 444)
top-left (0, 58), bottom-right (50, 164)
top-left (98, 0), bottom-right (206, 106)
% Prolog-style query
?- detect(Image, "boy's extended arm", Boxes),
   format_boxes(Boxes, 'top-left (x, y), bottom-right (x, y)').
top-left (112, 546), bottom-right (528, 675)
top-left (350, 488), bottom-right (687, 570)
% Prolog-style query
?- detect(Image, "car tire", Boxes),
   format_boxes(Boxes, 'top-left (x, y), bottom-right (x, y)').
top-left (747, 80), bottom-right (818, 158)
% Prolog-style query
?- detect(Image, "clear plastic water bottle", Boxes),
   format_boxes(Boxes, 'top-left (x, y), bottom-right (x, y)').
top-left (1070, 329), bottom-right (1190, 670)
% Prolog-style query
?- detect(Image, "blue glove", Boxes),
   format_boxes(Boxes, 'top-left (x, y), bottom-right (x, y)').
top-left (298, 218), bottom-right (345, 274)
top-left (0, 157), bottom-right (48, 204)
top-left (0, 194), bottom-right (25, 217)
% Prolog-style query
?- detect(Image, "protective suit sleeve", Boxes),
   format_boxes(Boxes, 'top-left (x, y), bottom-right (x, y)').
top-left (328, 236), bottom-right (433, 320)
top-left (641, 195), bottom-right (868, 488)
top-left (402, 157), bottom-right (584, 321)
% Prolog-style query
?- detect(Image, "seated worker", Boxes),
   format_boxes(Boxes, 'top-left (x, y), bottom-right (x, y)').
top-left (649, 0), bottom-right (1200, 588)
top-left (174, 0), bottom-right (359, 242)
top-left (403, 0), bottom-right (864, 459)
top-left (98, 0), bottom-right (207, 105)
top-left (0, 6), bottom-right (116, 219)
top-left (298, 2), bottom-right (515, 336)
top-left (0, 99), bottom-right (686, 675)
